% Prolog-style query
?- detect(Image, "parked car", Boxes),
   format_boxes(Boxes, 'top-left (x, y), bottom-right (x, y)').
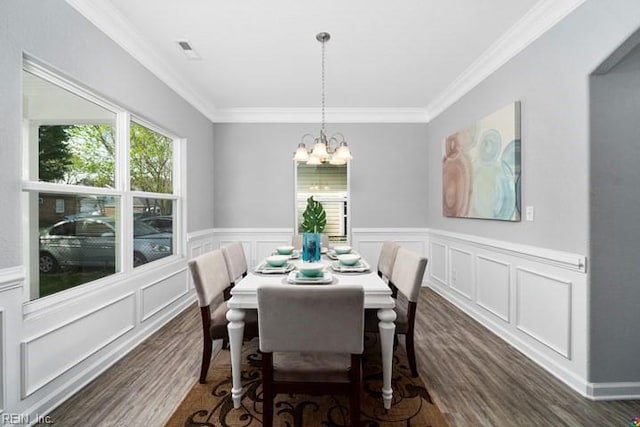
top-left (138, 215), bottom-right (173, 233)
top-left (39, 216), bottom-right (172, 273)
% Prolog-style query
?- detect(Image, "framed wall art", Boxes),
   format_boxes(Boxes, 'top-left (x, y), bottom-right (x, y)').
top-left (442, 102), bottom-right (521, 221)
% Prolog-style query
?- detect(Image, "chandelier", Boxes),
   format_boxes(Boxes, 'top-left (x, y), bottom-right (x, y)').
top-left (293, 32), bottom-right (352, 165)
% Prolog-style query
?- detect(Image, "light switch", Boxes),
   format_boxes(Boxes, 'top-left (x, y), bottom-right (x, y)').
top-left (525, 206), bottom-right (534, 221)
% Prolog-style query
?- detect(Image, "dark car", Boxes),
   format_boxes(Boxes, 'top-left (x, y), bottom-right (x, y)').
top-left (39, 217), bottom-right (173, 273)
top-left (138, 215), bottom-right (173, 233)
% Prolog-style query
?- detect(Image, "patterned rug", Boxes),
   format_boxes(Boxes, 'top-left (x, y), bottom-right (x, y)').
top-left (165, 334), bottom-right (449, 426)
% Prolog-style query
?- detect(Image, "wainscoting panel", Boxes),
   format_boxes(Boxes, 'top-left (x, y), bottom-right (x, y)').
top-left (516, 268), bottom-right (572, 358)
top-left (476, 255), bottom-right (511, 322)
top-left (0, 309), bottom-right (4, 416)
top-left (21, 293), bottom-right (136, 398)
top-left (140, 269), bottom-right (189, 322)
top-left (192, 228), bottom-right (293, 268)
top-left (429, 241), bottom-right (447, 286)
top-left (427, 229), bottom-right (588, 397)
top-left (351, 228), bottom-right (430, 279)
top-left (449, 248), bottom-right (473, 300)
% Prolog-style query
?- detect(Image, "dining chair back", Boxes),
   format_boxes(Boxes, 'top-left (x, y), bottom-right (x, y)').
top-left (377, 241), bottom-right (400, 294)
top-left (188, 249), bottom-right (258, 383)
top-left (366, 247), bottom-right (427, 377)
top-left (390, 247), bottom-right (427, 377)
top-left (221, 242), bottom-right (248, 299)
top-left (257, 284), bottom-right (365, 427)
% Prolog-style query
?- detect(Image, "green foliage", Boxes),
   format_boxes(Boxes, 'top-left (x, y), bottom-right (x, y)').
top-left (65, 124), bottom-right (116, 187)
top-left (130, 122), bottom-right (173, 195)
top-left (37, 122), bottom-right (173, 215)
top-left (38, 125), bottom-right (72, 182)
top-left (301, 196), bottom-right (326, 233)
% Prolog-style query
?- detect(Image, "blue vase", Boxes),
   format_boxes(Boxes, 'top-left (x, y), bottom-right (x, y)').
top-left (302, 232), bottom-right (321, 262)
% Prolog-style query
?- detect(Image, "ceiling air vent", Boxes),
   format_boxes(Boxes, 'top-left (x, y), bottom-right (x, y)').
top-left (177, 40), bottom-right (200, 60)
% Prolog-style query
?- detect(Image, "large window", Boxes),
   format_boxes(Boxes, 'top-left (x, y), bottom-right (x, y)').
top-left (295, 162), bottom-right (349, 242)
top-left (22, 62), bottom-right (181, 301)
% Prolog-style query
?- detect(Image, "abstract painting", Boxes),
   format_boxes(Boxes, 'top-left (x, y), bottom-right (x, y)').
top-left (442, 102), bottom-right (521, 221)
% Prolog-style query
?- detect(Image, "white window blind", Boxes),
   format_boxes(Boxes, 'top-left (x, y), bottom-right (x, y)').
top-left (296, 163), bottom-right (348, 242)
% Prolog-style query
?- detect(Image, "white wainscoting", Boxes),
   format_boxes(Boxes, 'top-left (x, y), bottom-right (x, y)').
top-left (351, 228), bottom-right (430, 276)
top-left (21, 293), bottom-right (136, 398)
top-left (427, 229), bottom-right (589, 397)
top-left (188, 228), bottom-right (295, 269)
top-left (0, 255), bottom-right (196, 425)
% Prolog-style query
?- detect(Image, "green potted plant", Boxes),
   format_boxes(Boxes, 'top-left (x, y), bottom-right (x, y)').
top-left (300, 196), bottom-right (326, 261)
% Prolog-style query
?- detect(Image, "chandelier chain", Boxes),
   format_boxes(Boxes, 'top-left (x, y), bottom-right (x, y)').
top-left (321, 37), bottom-right (325, 132)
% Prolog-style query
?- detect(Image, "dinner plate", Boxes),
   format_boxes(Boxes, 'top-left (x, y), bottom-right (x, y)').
top-left (286, 271), bottom-right (334, 284)
top-left (330, 259), bottom-right (370, 273)
top-left (255, 262), bottom-right (295, 274)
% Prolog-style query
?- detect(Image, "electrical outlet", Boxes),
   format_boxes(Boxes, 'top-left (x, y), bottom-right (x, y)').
top-left (526, 206), bottom-right (534, 221)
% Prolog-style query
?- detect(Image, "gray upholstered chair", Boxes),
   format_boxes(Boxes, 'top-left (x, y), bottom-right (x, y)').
top-left (366, 247), bottom-right (427, 377)
top-left (257, 284), bottom-right (365, 427)
top-left (291, 234), bottom-right (329, 251)
top-left (188, 249), bottom-right (258, 383)
top-left (377, 241), bottom-right (400, 296)
top-left (221, 242), bottom-right (248, 299)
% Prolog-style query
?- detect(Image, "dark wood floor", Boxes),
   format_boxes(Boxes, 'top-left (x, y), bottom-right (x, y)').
top-left (41, 288), bottom-right (640, 426)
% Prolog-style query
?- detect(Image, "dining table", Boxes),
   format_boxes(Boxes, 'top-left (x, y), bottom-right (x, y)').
top-left (226, 251), bottom-right (397, 410)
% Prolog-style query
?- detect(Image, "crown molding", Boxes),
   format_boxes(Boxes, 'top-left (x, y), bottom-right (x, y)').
top-left (425, 0), bottom-right (587, 121)
top-left (67, 0), bottom-right (585, 125)
top-left (65, 0), bottom-right (218, 121)
top-left (211, 107), bottom-right (429, 123)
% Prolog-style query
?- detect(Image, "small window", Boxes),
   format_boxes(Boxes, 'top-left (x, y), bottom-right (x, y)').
top-left (295, 162), bottom-right (349, 242)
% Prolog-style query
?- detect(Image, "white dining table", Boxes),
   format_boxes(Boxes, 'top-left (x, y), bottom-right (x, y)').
top-left (226, 256), bottom-right (397, 409)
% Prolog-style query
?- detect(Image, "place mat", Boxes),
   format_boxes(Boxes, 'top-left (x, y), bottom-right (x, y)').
top-left (286, 270), bottom-right (334, 284)
top-left (165, 334), bottom-right (450, 427)
top-left (330, 259), bottom-right (371, 273)
top-left (254, 262), bottom-right (295, 274)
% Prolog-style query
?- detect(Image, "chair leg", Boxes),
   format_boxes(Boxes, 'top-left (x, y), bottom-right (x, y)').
top-left (199, 306), bottom-right (213, 383)
top-left (406, 329), bottom-right (418, 378)
top-left (406, 301), bottom-right (418, 377)
top-left (262, 353), bottom-right (274, 427)
top-left (350, 355), bottom-right (361, 427)
top-left (200, 337), bottom-right (212, 383)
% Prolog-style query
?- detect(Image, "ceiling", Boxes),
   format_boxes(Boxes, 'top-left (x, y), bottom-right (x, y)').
top-left (66, 0), bottom-right (585, 123)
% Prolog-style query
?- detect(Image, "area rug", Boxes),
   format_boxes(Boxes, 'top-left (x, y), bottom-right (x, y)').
top-left (166, 334), bottom-right (449, 426)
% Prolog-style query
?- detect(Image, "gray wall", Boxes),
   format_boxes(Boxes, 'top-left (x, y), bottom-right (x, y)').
top-left (426, 0), bottom-right (640, 383)
top-left (0, 0), bottom-right (215, 269)
top-left (213, 123), bottom-right (428, 228)
top-left (590, 42), bottom-right (640, 382)
top-left (426, 0), bottom-right (640, 256)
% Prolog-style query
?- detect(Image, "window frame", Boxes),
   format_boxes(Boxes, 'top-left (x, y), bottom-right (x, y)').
top-left (22, 58), bottom-right (185, 310)
top-left (293, 161), bottom-right (351, 243)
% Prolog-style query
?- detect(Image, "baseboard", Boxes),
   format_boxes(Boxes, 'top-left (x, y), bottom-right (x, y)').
top-left (586, 382), bottom-right (640, 400)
